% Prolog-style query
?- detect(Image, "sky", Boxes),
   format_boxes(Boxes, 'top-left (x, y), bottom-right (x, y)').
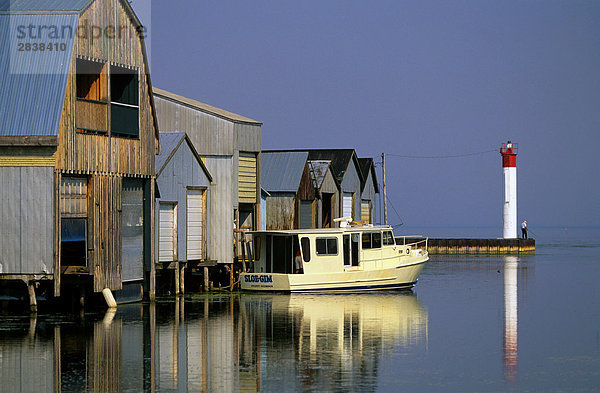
top-left (133, 0), bottom-right (600, 231)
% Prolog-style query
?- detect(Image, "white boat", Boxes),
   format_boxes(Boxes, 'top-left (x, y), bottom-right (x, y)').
top-left (240, 221), bottom-right (428, 292)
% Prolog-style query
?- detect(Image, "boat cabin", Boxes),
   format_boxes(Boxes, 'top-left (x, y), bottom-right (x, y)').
top-left (251, 227), bottom-right (406, 275)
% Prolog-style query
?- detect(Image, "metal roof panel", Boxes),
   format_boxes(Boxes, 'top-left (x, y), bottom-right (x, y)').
top-left (0, 12), bottom-right (77, 137)
top-left (261, 151), bottom-right (308, 193)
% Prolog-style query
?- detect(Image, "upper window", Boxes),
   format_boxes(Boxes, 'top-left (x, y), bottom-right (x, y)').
top-left (383, 231), bottom-right (396, 246)
top-left (362, 232), bottom-right (382, 249)
top-left (76, 59), bottom-right (108, 133)
top-left (110, 65), bottom-right (139, 138)
top-left (316, 237), bottom-right (338, 256)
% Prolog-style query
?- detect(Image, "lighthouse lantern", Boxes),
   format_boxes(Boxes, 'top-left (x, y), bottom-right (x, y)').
top-left (500, 141), bottom-right (518, 238)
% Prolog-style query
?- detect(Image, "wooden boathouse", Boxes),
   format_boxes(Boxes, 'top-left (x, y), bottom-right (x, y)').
top-left (155, 132), bottom-right (212, 294)
top-left (152, 88), bottom-right (262, 266)
top-left (261, 151), bottom-right (317, 230)
top-left (358, 158), bottom-right (379, 224)
top-left (0, 0), bottom-right (159, 307)
top-left (266, 149), bottom-right (370, 225)
top-left (308, 160), bottom-right (340, 228)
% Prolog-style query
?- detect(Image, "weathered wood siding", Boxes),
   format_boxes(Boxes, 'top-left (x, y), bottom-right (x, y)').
top-left (233, 123), bottom-right (261, 153)
top-left (58, 0), bottom-right (156, 176)
top-left (266, 193), bottom-right (295, 230)
top-left (53, 0), bottom-right (157, 292)
top-left (204, 156), bottom-right (234, 263)
top-left (89, 175), bottom-right (122, 291)
top-left (0, 167), bottom-right (55, 275)
top-left (156, 141), bottom-right (211, 262)
top-left (154, 96), bottom-right (235, 156)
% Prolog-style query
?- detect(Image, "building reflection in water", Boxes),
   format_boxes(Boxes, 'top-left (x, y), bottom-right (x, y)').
top-left (0, 292), bottom-right (427, 392)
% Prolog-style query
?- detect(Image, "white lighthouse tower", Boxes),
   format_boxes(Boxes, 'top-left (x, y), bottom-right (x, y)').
top-left (500, 141), bottom-right (518, 238)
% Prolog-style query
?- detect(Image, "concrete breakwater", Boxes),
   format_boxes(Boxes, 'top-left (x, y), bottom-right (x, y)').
top-left (398, 238), bottom-right (535, 255)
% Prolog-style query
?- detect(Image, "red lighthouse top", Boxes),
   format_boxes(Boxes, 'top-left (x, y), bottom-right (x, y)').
top-left (500, 141), bottom-right (518, 167)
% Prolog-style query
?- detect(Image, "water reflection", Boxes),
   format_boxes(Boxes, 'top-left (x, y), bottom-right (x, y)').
top-left (503, 256), bottom-right (518, 382)
top-left (0, 292), bottom-right (427, 392)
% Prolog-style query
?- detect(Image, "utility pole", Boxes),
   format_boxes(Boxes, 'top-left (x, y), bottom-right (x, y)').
top-left (382, 152), bottom-right (388, 226)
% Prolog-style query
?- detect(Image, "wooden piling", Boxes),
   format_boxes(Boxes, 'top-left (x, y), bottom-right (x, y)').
top-left (28, 282), bottom-right (37, 313)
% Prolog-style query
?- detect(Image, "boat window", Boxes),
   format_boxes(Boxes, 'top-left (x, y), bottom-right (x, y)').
top-left (301, 237), bottom-right (311, 262)
top-left (383, 231), bottom-right (395, 246)
top-left (372, 232), bottom-right (381, 248)
top-left (254, 236), bottom-right (261, 260)
top-left (362, 232), bottom-right (382, 249)
top-left (316, 237), bottom-right (338, 255)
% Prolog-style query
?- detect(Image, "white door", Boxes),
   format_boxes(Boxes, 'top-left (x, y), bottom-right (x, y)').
top-left (159, 203), bottom-right (175, 262)
top-left (343, 192), bottom-right (353, 219)
top-left (187, 189), bottom-right (204, 260)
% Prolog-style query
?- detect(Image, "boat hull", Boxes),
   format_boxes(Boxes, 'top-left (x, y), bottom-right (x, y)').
top-left (240, 255), bottom-right (427, 292)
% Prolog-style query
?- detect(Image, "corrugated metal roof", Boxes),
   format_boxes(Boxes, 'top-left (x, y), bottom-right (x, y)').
top-left (0, 0), bottom-right (91, 12)
top-left (263, 149), bottom-right (363, 184)
top-left (0, 12), bottom-right (77, 136)
top-left (153, 87), bottom-right (262, 125)
top-left (261, 151), bottom-right (308, 193)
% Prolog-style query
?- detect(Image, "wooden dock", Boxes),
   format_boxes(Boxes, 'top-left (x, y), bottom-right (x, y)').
top-left (398, 238), bottom-right (535, 255)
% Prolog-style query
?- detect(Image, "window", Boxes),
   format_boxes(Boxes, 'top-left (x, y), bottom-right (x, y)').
top-left (110, 65), bottom-right (139, 138)
top-left (301, 237), bottom-right (311, 262)
top-left (76, 58), bottom-right (108, 133)
top-left (362, 232), bottom-right (382, 249)
top-left (316, 237), bottom-right (338, 255)
top-left (383, 231), bottom-right (396, 246)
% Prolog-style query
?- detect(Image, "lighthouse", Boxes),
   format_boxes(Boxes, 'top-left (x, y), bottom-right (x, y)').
top-left (500, 141), bottom-right (518, 238)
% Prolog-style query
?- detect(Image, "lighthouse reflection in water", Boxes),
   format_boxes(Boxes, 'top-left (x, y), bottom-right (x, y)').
top-left (503, 256), bottom-right (518, 382)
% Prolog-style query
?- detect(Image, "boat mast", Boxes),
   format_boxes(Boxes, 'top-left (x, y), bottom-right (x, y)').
top-left (382, 152), bottom-right (388, 225)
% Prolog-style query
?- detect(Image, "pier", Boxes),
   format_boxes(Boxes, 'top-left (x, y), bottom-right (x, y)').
top-left (398, 238), bottom-right (535, 255)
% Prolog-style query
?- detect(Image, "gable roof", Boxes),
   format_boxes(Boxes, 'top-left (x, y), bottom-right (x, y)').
top-left (0, 0), bottom-right (160, 146)
top-left (261, 151), bottom-right (308, 193)
top-left (264, 149), bottom-right (364, 185)
top-left (358, 157), bottom-right (379, 193)
top-left (153, 87), bottom-right (262, 125)
top-left (308, 160), bottom-right (340, 190)
top-left (155, 132), bottom-right (212, 181)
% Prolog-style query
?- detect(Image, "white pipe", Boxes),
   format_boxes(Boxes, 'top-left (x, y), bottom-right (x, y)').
top-left (102, 288), bottom-right (117, 309)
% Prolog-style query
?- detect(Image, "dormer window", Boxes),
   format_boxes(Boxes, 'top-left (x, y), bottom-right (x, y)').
top-left (75, 58), bottom-right (139, 138)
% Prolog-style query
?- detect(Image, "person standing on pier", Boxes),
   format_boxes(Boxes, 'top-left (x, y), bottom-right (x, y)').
top-left (521, 220), bottom-right (528, 239)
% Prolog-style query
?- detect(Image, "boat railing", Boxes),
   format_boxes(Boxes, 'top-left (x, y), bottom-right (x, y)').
top-left (396, 235), bottom-right (428, 251)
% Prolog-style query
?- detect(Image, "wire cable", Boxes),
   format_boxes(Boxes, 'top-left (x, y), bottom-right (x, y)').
top-left (385, 149), bottom-right (497, 159)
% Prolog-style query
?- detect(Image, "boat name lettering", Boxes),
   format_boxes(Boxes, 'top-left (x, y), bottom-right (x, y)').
top-left (245, 274), bottom-right (273, 283)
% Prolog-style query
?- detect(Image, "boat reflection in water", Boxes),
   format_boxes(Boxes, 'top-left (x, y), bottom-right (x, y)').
top-left (0, 292), bottom-right (427, 392)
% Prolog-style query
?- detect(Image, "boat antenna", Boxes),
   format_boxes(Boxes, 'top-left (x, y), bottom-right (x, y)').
top-left (382, 152), bottom-right (388, 225)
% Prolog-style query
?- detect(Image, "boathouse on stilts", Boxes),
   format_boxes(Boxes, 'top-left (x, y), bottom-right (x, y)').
top-left (154, 132), bottom-right (213, 294)
top-left (153, 88), bottom-right (262, 289)
top-left (0, 0), bottom-right (160, 309)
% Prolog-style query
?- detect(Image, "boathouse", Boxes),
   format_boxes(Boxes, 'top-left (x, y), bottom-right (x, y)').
top-left (0, 0), bottom-right (159, 306)
top-left (261, 151), bottom-right (317, 230)
top-left (155, 132), bottom-right (212, 294)
top-left (308, 160), bottom-right (340, 228)
top-left (153, 88), bottom-right (262, 264)
top-left (358, 158), bottom-right (379, 224)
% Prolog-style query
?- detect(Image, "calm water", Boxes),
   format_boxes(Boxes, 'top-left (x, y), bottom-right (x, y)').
top-left (1, 227), bottom-right (599, 392)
